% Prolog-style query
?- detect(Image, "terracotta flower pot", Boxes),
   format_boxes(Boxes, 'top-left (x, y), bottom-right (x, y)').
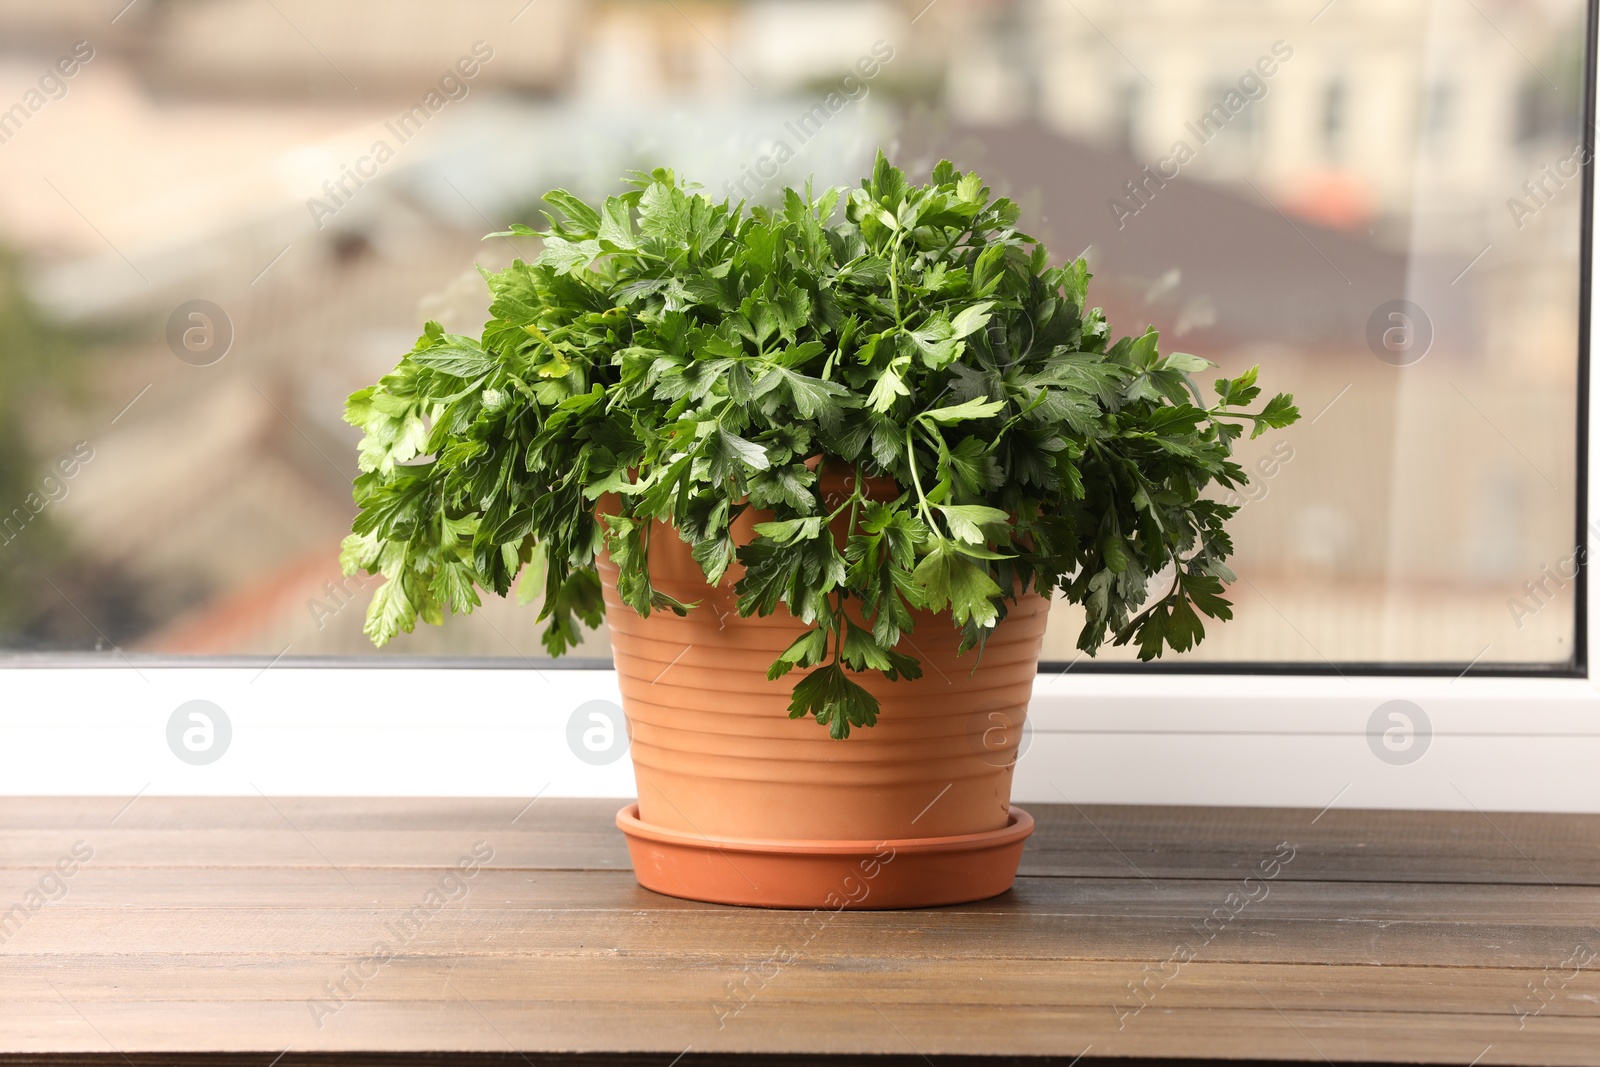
top-left (600, 478), bottom-right (1048, 909)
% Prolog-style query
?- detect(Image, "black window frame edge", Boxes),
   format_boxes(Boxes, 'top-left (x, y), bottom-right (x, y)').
top-left (1573, 0), bottom-right (1598, 680)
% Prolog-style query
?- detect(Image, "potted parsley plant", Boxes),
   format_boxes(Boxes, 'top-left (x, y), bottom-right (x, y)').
top-left (342, 154), bottom-right (1298, 907)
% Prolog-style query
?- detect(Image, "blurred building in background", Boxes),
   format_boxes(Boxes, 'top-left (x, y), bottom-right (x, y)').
top-left (0, 0), bottom-right (1585, 665)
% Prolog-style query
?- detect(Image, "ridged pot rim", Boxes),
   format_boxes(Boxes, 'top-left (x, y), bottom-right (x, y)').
top-left (616, 802), bottom-right (1034, 855)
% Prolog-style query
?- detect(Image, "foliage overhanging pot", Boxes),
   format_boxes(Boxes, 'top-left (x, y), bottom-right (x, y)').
top-left (341, 153), bottom-right (1300, 908)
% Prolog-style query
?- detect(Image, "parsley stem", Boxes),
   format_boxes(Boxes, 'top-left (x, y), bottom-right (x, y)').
top-left (887, 228), bottom-right (908, 328)
top-left (845, 466), bottom-right (862, 542)
top-left (904, 432), bottom-right (937, 530)
top-left (824, 486), bottom-right (862, 524)
top-left (888, 250), bottom-right (899, 317)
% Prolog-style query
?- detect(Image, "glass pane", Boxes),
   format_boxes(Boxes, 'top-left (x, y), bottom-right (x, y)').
top-left (0, 0), bottom-right (1585, 667)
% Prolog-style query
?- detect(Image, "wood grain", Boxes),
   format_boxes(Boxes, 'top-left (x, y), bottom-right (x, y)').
top-left (4, 798), bottom-right (1593, 883)
top-left (0, 798), bottom-right (1596, 1065)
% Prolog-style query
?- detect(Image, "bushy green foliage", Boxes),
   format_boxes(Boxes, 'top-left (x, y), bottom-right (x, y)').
top-left (343, 154), bottom-right (1298, 737)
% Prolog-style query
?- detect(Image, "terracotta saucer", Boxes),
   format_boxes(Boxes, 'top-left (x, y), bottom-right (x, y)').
top-left (616, 803), bottom-right (1034, 909)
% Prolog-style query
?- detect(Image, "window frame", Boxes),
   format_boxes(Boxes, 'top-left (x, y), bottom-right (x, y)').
top-left (1, 2), bottom-right (1597, 810)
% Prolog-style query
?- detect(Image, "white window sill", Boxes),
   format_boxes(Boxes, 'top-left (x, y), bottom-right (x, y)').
top-left (4, 666), bottom-right (1596, 812)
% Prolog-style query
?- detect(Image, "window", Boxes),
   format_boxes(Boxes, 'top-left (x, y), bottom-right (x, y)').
top-left (1321, 77), bottom-right (1347, 161)
top-left (1113, 81), bottom-right (1141, 156)
top-left (1422, 80), bottom-right (1454, 154)
top-left (1189, 78), bottom-right (1255, 171)
top-left (0, 0), bottom-right (1595, 809)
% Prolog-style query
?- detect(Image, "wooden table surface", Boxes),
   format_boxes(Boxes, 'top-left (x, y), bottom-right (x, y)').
top-left (0, 797), bottom-right (1597, 1066)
